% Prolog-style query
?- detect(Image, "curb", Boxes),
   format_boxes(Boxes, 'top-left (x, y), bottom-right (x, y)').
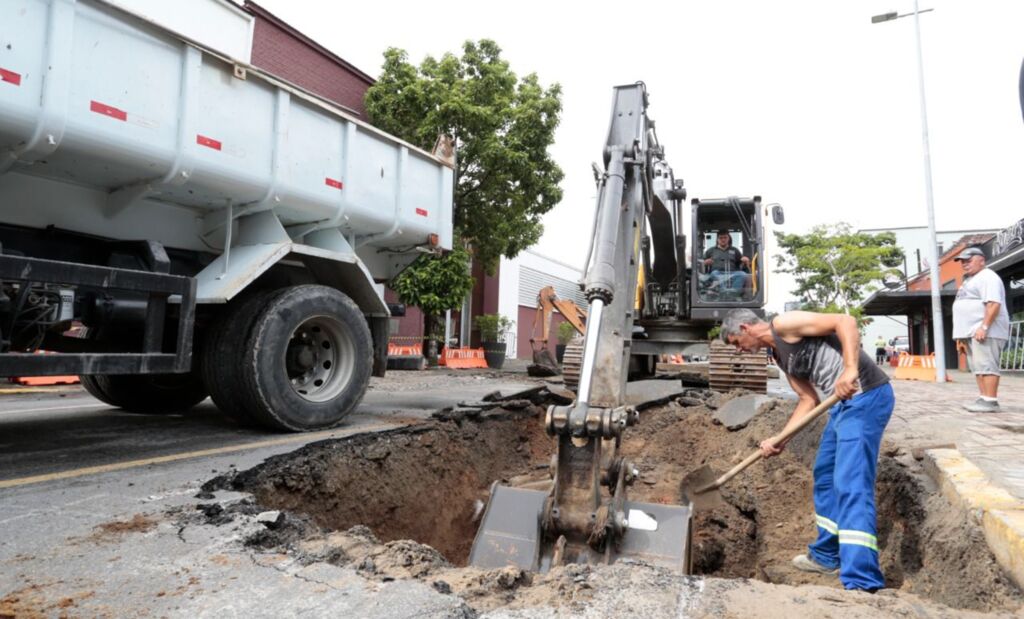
top-left (923, 447), bottom-right (1024, 589)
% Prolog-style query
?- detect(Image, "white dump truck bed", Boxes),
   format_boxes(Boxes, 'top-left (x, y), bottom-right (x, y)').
top-left (0, 0), bottom-right (453, 298)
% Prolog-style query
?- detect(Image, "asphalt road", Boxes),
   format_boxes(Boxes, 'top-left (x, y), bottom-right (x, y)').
top-left (0, 377), bottom-right (534, 485)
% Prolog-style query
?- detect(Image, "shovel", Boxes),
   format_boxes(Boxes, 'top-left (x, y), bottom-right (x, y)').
top-left (682, 393), bottom-right (841, 510)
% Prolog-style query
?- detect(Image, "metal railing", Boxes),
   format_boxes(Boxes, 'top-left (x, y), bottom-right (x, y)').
top-left (1001, 320), bottom-right (1024, 372)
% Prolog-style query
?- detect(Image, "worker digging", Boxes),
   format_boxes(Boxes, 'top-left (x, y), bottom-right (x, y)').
top-left (720, 307), bottom-right (895, 592)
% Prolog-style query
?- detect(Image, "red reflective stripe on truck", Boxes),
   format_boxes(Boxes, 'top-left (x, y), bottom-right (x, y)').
top-left (325, 177), bottom-right (343, 190)
top-left (196, 134), bottom-right (222, 151)
top-left (90, 100), bottom-right (127, 121)
top-left (415, 208), bottom-right (428, 217)
top-left (0, 68), bottom-right (21, 86)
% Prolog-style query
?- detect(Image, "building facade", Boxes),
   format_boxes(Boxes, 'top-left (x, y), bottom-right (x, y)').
top-left (858, 226), bottom-right (997, 358)
top-left (862, 219), bottom-right (1023, 371)
top-left (244, 2), bottom-right (375, 118)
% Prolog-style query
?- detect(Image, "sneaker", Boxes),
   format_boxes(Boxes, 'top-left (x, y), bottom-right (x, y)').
top-left (792, 554), bottom-right (838, 575)
top-left (965, 398), bottom-right (1001, 413)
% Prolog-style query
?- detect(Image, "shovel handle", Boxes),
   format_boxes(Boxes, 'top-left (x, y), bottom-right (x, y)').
top-left (710, 394), bottom-right (841, 489)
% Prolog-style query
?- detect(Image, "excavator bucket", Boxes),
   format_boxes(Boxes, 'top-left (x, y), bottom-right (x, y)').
top-left (529, 348), bottom-right (561, 377)
top-left (469, 485), bottom-right (693, 572)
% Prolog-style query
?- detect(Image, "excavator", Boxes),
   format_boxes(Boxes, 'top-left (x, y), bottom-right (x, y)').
top-left (469, 82), bottom-right (783, 573)
top-left (527, 285), bottom-right (586, 377)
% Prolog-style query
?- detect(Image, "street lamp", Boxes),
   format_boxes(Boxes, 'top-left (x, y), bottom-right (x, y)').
top-left (872, 2), bottom-right (946, 382)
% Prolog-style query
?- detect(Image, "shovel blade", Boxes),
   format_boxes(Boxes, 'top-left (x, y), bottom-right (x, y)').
top-left (680, 465), bottom-right (727, 511)
top-left (469, 485), bottom-right (693, 573)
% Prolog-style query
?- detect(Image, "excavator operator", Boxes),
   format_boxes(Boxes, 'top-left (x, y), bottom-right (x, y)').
top-left (701, 229), bottom-right (751, 297)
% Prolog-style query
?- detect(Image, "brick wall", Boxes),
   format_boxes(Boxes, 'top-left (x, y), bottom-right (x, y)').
top-left (246, 2), bottom-right (374, 118)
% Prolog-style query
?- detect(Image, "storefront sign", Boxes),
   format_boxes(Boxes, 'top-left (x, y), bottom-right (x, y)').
top-left (993, 217), bottom-right (1024, 258)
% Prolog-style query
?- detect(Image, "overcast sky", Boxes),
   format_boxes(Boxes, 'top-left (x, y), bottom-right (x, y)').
top-left (260, 0), bottom-right (1024, 310)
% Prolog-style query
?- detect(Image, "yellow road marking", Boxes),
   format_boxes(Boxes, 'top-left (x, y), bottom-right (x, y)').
top-left (0, 387), bottom-right (78, 394)
top-left (0, 422), bottom-right (403, 490)
top-left (0, 402), bottom-right (114, 416)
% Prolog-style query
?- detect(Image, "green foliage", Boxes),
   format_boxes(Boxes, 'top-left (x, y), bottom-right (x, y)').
top-left (706, 325), bottom-right (722, 341)
top-left (365, 40), bottom-right (564, 274)
top-left (1002, 346), bottom-right (1024, 369)
top-left (557, 320), bottom-right (577, 345)
top-left (389, 247), bottom-right (475, 321)
top-left (475, 313), bottom-right (514, 342)
top-left (775, 223), bottom-right (904, 329)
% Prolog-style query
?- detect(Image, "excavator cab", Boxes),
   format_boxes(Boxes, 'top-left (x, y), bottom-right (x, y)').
top-left (690, 197), bottom-right (766, 318)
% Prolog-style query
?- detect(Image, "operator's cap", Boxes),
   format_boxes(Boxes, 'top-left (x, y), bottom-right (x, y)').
top-left (953, 247), bottom-right (985, 261)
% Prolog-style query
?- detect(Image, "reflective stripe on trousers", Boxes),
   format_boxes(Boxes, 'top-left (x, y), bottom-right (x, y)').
top-left (808, 382), bottom-right (894, 591)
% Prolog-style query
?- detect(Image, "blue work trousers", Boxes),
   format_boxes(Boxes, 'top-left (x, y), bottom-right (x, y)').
top-left (808, 382), bottom-right (894, 590)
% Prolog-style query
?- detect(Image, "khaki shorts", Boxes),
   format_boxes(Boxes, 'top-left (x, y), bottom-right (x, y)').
top-left (962, 337), bottom-right (1007, 375)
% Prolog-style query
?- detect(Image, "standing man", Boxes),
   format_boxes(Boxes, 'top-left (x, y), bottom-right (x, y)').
top-left (702, 230), bottom-right (750, 293)
top-left (952, 247), bottom-right (1009, 413)
top-left (721, 308), bottom-right (894, 592)
top-left (873, 335), bottom-right (887, 365)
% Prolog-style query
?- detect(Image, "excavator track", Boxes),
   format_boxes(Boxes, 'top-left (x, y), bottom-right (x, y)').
top-left (561, 339), bottom-right (585, 392)
top-left (709, 341), bottom-right (768, 393)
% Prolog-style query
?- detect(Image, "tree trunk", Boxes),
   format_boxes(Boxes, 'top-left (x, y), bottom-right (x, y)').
top-left (423, 313), bottom-right (440, 367)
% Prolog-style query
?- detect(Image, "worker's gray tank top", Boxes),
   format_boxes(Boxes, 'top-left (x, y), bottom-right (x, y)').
top-left (769, 321), bottom-right (889, 396)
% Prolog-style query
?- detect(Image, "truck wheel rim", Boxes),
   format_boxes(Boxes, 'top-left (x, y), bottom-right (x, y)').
top-left (286, 315), bottom-right (355, 403)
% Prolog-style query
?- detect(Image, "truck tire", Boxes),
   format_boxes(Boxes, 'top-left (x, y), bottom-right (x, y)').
top-left (238, 285), bottom-right (372, 432)
top-left (80, 374), bottom-right (118, 407)
top-left (200, 289), bottom-right (285, 422)
top-left (80, 373), bottom-right (208, 414)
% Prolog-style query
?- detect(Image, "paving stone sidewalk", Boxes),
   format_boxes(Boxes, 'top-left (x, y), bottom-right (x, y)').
top-left (884, 367), bottom-right (1024, 500)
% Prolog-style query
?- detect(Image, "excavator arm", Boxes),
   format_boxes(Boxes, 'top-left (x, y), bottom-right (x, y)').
top-left (528, 286), bottom-right (587, 376)
top-left (471, 83), bottom-right (693, 573)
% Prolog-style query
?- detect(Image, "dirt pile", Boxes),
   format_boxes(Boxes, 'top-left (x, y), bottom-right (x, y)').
top-left (198, 389), bottom-right (1023, 614)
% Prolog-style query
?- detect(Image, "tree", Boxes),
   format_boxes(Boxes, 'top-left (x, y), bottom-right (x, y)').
top-left (365, 40), bottom-right (564, 273)
top-left (390, 247), bottom-right (475, 362)
top-left (774, 223), bottom-right (904, 328)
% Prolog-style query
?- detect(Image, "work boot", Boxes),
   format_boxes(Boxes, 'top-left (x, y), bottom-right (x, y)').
top-left (791, 554), bottom-right (838, 575)
top-left (964, 398), bottom-right (1001, 413)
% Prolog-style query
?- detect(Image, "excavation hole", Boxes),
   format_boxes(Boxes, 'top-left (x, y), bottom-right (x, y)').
top-left (211, 393), bottom-right (1023, 612)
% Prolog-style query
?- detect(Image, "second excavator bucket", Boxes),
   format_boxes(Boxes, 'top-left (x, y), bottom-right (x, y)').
top-left (528, 348), bottom-right (561, 377)
top-left (469, 485), bottom-right (693, 572)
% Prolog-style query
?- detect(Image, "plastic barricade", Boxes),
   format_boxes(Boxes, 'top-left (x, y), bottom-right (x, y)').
top-left (388, 343), bottom-right (423, 357)
top-left (9, 350), bottom-right (80, 386)
top-left (893, 352), bottom-right (951, 382)
top-left (442, 347), bottom-right (488, 369)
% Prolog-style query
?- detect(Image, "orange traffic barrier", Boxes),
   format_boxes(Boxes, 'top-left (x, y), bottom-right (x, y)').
top-left (388, 343), bottom-right (422, 357)
top-left (893, 352), bottom-right (951, 382)
top-left (10, 350), bottom-right (80, 386)
top-left (11, 375), bottom-right (80, 386)
top-left (442, 347), bottom-right (488, 369)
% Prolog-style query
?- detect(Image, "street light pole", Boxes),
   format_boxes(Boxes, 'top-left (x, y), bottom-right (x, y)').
top-left (872, 1), bottom-right (946, 382)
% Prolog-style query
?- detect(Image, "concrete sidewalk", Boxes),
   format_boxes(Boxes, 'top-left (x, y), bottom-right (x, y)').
top-left (885, 368), bottom-right (1024, 500)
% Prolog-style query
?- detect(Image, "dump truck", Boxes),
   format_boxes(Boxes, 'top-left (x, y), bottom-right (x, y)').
top-left (0, 0), bottom-right (454, 430)
top-left (469, 82), bottom-right (782, 572)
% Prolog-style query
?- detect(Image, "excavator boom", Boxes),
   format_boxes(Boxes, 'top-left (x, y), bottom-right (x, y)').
top-left (471, 82), bottom-right (777, 573)
top-left (528, 286), bottom-right (586, 376)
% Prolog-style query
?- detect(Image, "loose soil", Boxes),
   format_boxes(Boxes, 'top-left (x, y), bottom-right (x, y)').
top-left (204, 389), bottom-right (1024, 615)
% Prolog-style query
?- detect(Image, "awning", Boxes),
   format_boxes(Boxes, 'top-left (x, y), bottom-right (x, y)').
top-left (989, 243), bottom-right (1024, 275)
top-left (860, 289), bottom-right (957, 316)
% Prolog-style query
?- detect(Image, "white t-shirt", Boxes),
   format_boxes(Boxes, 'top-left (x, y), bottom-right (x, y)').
top-left (952, 267), bottom-right (1009, 339)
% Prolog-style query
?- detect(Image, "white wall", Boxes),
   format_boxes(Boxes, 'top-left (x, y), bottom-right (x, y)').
top-left (499, 249), bottom-right (584, 358)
